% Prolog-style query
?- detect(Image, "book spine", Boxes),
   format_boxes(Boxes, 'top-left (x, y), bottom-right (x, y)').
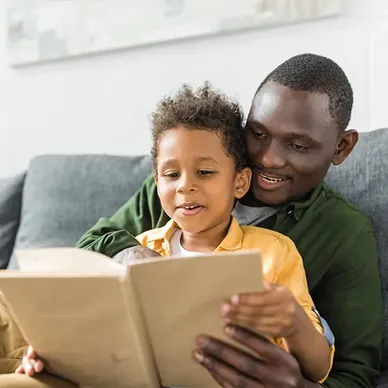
top-left (120, 273), bottom-right (160, 388)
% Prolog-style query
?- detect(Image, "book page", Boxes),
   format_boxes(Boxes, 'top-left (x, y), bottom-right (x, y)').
top-left (15, 248), bottom-right (123, 274)
top-left (0, 249), bottom-right (159, 388)
top-left (129, 250), bottom-right (263, 388)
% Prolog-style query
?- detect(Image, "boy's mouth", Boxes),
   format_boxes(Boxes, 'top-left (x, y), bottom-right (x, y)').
top-left (177, 203), bottom-right (205, 216)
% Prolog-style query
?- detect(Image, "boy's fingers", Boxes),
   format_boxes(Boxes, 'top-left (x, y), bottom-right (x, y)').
top-left (23, 357), bottom-right (36, 376)
top-left (26, 346), bottom-right (37, 359)
top-left (34, 359), bottom-right (45, 373)
top-left (223, 317), bottom-right (279, 335)
top-left (15, 365), bottom-right (24, 374)
top-left (221, 302), bottom-right (279, 318)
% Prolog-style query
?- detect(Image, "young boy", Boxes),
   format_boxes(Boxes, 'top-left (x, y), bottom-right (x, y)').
top-left (17, 83), bottom-right (334, 384)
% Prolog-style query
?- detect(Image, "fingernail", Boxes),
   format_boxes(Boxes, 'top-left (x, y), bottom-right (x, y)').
top-left (225, 325), bottom-right (234, 336)
top-left (231, 294), bottom-right (239, 304)
top-left (221, 303), bottom-right (231, 315)
top-left (195, 335), bottom-right (206, 347)
top-left (193, 350), bottom-right (205, 363)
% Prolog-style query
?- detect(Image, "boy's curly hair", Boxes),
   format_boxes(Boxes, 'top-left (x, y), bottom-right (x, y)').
top-left (151, 82), bottom-right (248, 173)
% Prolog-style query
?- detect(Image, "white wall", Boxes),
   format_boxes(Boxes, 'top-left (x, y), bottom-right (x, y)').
top-left (1, 0), bottom-right (388, 178)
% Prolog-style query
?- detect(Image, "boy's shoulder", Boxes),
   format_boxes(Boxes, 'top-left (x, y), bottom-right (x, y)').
top-left (239, 224), bottom-right (297, 252)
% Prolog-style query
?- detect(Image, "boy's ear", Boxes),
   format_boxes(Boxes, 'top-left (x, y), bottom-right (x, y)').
top-left (154, 174), bottom-right (159, 184)
top-left (234, 167), bottom-right (252, 199)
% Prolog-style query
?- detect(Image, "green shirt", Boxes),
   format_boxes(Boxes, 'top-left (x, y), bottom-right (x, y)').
top-left (76, 174), bottom-right (383, 388)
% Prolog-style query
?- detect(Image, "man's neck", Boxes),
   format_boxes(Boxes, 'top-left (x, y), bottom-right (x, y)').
top-left (180, 218), bottom-right (231, 253)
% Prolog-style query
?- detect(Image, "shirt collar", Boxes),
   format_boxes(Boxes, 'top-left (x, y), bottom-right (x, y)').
top-left (217, 216), bottom-right (244, 251)
top-left (279, 182), bottom-right (325, 220)
top-left (144, 219), bottom-right (177, 242)
top-left (144, 216), bottom-right (244, 251)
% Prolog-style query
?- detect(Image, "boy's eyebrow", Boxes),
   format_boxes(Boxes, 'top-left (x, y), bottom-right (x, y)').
top-left (158, 156), bottom-right (219, 166)
top-left (196, 156), bottom-right (219, 164)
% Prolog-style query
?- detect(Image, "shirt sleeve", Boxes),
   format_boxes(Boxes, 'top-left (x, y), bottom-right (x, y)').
top-left (75, 174), bottom-right (169, 257)
top-left (272, 237), bottom-right (335, 383)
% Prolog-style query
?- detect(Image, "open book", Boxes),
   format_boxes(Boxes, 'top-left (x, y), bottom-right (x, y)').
top-left (0, 248), bottom-right (263, 388)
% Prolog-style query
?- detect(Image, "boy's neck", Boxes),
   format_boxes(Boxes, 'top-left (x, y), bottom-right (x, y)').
top-left (180, 218), bottom-right (232, 253)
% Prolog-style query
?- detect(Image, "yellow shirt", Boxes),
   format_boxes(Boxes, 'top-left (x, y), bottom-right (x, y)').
top-left (137, 216), bottom-right (334, 382)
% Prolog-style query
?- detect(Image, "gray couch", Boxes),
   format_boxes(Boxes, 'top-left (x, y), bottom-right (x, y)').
top-left (1, 128), bottom-right (388, 386)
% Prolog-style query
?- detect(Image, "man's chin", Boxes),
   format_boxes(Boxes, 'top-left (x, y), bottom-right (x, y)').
top-left (252, 188), bottom-right (289, 207)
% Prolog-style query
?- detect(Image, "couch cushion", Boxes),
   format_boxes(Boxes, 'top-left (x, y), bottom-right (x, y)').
top-left (0, 173), bottom-right (25, 269)
top-left (8, 154), bottom-right (152, 269)
top-left (326, 128), bottom-right (388, 373)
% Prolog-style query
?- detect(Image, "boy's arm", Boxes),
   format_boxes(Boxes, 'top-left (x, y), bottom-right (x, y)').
top-left (275, 242), bottom-right (334, 383)
top-left (76, 174), bottom-right (170, 257)
top-left (283, 303), bottom-right (332, 383)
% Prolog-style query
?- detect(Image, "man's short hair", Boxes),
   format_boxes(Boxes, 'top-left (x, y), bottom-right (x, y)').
top-left (256, 53), bottom-right (353, 132)
top-left (151, 82), bottom-right (248, 173)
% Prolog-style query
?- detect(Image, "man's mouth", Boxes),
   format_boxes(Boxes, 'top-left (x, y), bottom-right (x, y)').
top-left (258, 173), bottom-right (288, 183)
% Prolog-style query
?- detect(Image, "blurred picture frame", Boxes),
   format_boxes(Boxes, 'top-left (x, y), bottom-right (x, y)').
top-left (6, 0), bottom-right (342, 66)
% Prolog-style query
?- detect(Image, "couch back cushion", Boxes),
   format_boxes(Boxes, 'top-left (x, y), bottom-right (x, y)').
top-left (326, 128), bottom-right (388, 371)
top-left (8, 154), bottom-right (152, 268)
top-left (7, 129), bottom-right (388, 372)
top-left (0, 173), bottom-right (25, 269)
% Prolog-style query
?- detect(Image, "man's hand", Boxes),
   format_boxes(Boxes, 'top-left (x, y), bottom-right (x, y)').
top-left (193, 325), bottom-right (313, 388)
top-left (221, 282), bottom-right (301, 338)
top-left (112, 246), bottom-right (161, 264)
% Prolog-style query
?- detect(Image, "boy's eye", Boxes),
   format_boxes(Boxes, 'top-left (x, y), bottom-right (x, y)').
top-left (164, 172), bottom-right (179, 178)
top-left (198, 170), bottom-right (214, 176)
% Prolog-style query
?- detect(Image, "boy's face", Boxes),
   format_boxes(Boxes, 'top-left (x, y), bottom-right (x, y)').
top-left (155, 126), bottom-right (251, 235)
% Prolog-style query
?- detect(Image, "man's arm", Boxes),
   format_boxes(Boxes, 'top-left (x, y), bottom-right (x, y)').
top-left (315, 224), bottom-right (383, 388)
top-left (76, 174), bottom-right (170, 257)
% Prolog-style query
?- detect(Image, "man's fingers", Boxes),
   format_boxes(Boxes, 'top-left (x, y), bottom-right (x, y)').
top-left (195, 334), bottom-right (271, 382)
top-left (224, 325), bottom-right (289, 362)
top-left (192, 349), bottom-right (264, 388)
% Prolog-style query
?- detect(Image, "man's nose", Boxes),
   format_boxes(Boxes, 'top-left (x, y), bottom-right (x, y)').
top-left (257, 142), bottom-right (286, 169)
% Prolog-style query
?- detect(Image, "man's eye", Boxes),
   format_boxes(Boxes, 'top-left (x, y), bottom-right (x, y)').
top-left (198, 170), bottom-right (214, 176)
top-left (290, 143), bottom-right (309, 152)
top-left (251, 130), bottom-right (266, 139)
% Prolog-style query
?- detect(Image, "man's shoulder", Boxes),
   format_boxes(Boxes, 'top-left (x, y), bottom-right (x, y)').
top-left (320, 182), bottom-right (373, 232)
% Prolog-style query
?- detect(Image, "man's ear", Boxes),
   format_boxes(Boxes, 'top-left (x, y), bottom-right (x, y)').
top-left (234, 167), bottom-right (252, 199)
top-left (332, 129), bottom-right (359, 166)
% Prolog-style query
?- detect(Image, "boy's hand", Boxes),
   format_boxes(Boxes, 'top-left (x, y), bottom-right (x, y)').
top-left (221, 282), bottom-right (302, 338)
top-left (15, 346), bottom-right (45, 376)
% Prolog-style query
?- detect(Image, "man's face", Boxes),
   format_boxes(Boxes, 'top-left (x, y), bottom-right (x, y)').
top-left (246, 82), bottom-right (341, 206)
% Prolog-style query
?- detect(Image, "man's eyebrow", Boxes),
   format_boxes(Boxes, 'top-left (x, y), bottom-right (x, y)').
top-left (286, 132), bottom-right (319, 144)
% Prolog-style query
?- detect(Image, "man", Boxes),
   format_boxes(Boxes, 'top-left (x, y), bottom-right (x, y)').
top-left (76, 53), bottom-right (383, 388)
